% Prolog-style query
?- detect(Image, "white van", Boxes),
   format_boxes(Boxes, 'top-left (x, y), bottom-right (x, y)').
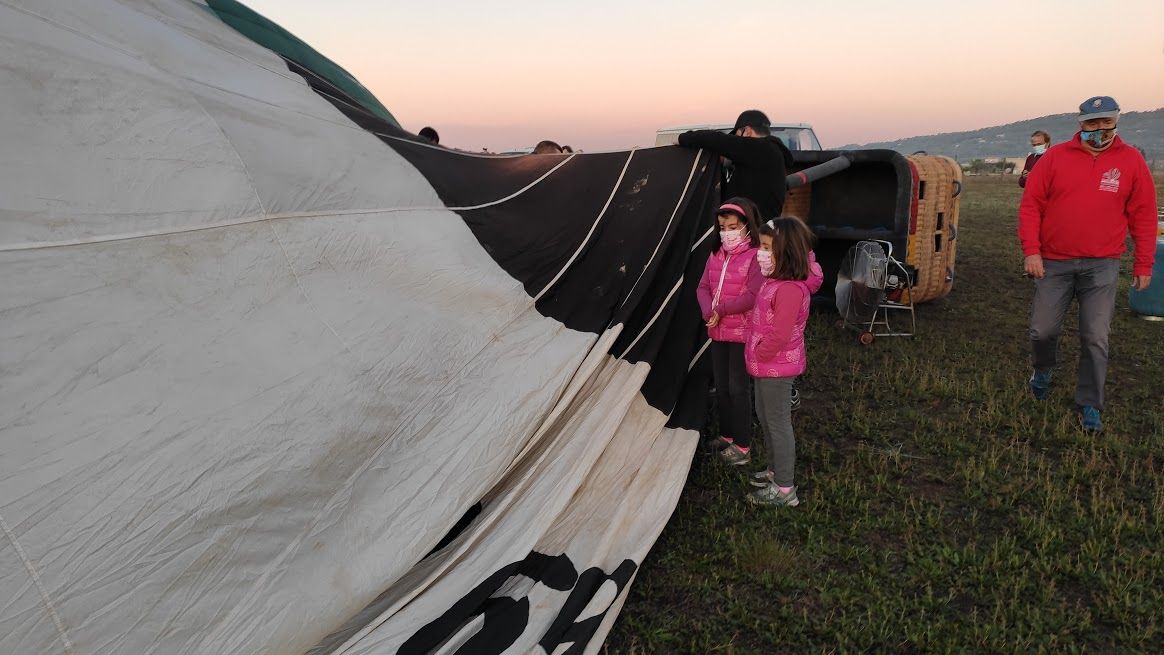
top-left (654, 122), bottom-right (822, 151)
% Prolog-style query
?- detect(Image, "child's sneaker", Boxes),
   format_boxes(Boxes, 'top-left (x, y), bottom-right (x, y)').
top-left (1028, 370), bottom-right (1052, 400)
top-left (749, 469), bottom-right (774, 488)
top-left (747, 484), bottom-right (799, 507)
top-left (1079, 406), bottom-right (1103, 432)
top-left (718, 444), bottom-right (751, 466)
top-left (790, 383), bottom-right (802, 412)
top-left (704, 436), bottom-right (731, 452)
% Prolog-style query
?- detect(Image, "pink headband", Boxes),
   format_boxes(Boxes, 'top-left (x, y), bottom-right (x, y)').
top-left (717, 203), bottom-right (747, 218)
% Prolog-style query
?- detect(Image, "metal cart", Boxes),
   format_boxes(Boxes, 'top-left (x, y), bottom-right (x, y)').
top-left (835, 240), bottom-right (916, 345)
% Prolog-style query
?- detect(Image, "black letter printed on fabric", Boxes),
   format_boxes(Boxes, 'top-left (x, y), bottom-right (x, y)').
top-left (399, 552), bottom-right (637, 655)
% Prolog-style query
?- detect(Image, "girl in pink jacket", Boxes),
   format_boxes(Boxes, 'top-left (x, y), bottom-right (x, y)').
top-left (696, 198), bottom-right (762, 466)
top-left (745, 216), bottom-right (816, 507)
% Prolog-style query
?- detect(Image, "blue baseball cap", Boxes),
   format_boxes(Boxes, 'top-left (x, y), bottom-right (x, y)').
top-left (1078, 96), bottom-right (1120, 121)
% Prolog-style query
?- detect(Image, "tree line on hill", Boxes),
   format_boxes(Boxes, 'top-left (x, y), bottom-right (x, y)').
top-left (840, 108), bottom-right (1164, 166)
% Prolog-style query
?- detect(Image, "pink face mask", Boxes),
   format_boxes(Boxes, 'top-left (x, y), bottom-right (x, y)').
top-left (720, 228), bottom-right (747, 251)
top-left (756, 249), bottom-right (775, 276)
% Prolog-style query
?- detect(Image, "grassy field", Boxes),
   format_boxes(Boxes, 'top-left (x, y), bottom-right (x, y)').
top-left (605, 175), bottom-right (1164, 654)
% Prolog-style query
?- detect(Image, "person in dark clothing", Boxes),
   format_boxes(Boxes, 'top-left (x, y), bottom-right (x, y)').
top-left (676, 109), bottom-right (794, 220)
top-left (1018, 130), bottom-right (1049, 188)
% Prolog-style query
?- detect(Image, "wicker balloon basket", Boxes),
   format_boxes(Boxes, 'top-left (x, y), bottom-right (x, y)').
top-left (904, 155), bottom-right (963, 303)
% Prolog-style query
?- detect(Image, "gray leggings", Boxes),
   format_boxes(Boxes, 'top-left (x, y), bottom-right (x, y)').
top-left (754, 377), bottom-right (795, 486)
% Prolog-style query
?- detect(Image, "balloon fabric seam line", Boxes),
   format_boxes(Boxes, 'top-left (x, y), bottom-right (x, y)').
top-left (267, 222), bottom-right (355, 357)
top-left (0, 154), bottom-right (578, 254)
top-left (2, 151), bottom-right (577, 253)
top-left (618, 150), bottom-right (703, 310)
top-left (0, 0), bottom-right (139, 62)
top-left (689, 339), bottom-right (713, 372)
top-left (690, 226), bottom-right (715, 253)
top-left (616, 275), bottom-right (687, 360)
top-left (0, 512), bottom-right (75, 654)
top-left (532, 149), bottom-right (638, 303)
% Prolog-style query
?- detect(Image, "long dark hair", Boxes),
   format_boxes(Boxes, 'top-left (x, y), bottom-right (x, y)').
top-left (758, 216), bottom-right (815, 280)
top-left (709, 196), bottom-right (762, 251)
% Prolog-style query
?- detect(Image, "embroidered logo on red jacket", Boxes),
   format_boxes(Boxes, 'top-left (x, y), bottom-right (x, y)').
top-left (1099, 168), bottom-right (1120, 193)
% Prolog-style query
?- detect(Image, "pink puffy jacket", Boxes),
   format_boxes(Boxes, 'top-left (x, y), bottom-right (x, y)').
top-left (696, 243), bottom-right (760, 343)
top-left (699, 249), bottom-right (824, 344)
top-left (745, 277), bottom-right (812, 378)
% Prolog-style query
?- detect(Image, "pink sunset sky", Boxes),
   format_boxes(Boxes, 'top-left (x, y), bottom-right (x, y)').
top-left (245, 0), bottom-right (1163, 152)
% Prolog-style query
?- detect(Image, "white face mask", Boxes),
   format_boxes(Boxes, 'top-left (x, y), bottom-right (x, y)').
top-left (1033, 144), bottom-right (1047, 155)
top-left (756, 249), bottom-right (775, 276)
top-left (720, 228), bottom-right (747, 250)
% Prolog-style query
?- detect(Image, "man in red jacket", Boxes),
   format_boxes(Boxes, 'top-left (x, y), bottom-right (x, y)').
top-left (1018, 95), bottom-right (1157, 432)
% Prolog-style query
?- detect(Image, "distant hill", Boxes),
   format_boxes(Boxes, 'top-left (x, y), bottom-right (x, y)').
top-left (840, 108), bottom-right (1164, 163)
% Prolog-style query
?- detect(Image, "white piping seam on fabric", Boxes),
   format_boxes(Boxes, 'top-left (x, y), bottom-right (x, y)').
top-left (618, 150), bottom-right (702, 309)
top-left (0, 155), bottom-right (577, 253)
top-left (0, 1), bottom-right (139, 61)
top-left (168, 59), bottom-right (271, 221)
top-left (688, 339), bottom-right (712, 371)
top-left (690, 225), bottom-right (715, 253)
top-left (615, 275), bottom-right (686, 360)
top-left (450, 154), bottom-right (577, 209)
top-left (0, 513), bottom-right (75, 654)
top-left (532, 149), bottom-right (638, 302)
top-left (267, 223), bottom-right (355, 356)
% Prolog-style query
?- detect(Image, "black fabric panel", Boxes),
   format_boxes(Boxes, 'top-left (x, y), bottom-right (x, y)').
top-left (384, 137), bottom-right (569, 208)
top-left (424, 501), bottom-right (483, 559)
top-left (610, 158), bottom-right (720, 423)
top-left (455, 150), bottom-right (647, 314)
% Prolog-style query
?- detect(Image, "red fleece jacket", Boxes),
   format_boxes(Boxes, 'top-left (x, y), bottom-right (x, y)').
top-left (1018, 134), bottom-right (1158, 276)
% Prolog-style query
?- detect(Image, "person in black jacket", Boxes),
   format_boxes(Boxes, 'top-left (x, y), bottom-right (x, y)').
top-left (677, 109), bottom-right (794, 220)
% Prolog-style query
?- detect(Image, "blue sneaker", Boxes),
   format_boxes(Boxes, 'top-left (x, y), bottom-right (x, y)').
top-left (1028, 370), bottom-right (1052, 400)
top-left (1079, 406), bottom-right (1103, 432)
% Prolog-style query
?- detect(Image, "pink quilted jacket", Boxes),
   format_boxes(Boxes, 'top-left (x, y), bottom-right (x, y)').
top-left (696, 243), bottom-right (759, 343)
top-left (745, 278), bottom-right (812, 378)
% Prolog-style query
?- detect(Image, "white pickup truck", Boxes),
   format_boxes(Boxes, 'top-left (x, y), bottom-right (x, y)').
top-left (654, 122), bottom-right (823, 151)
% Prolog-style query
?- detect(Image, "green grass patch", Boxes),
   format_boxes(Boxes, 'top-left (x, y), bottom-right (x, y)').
top-left (606, 175), bottom-right (1164, 654)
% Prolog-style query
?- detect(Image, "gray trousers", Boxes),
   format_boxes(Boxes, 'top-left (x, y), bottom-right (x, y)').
top-left (1029, 258), bottom-right (1120, 410)
top-left (754, 377), bottom-right (795, 486)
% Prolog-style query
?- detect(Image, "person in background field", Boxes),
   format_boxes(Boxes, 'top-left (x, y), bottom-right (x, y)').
top-left (533, 140), bottom-right (563, 154)
top-left (698, 198), bottom-right (763, 466)
top-left (676, 109), bottom-right (794, 220)
top-left (745, 216), bottom-right (816, 507)
top-left (1019, 130), bottom-right (1050, 188)
top-left (1018, 95), bottom-right (1157, 433)
top-left (418, 126), bottom-right (439, 145)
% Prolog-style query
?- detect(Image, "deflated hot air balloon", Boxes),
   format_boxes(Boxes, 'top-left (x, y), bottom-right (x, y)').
top-left (0, 1), bottom-right (721, 652)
